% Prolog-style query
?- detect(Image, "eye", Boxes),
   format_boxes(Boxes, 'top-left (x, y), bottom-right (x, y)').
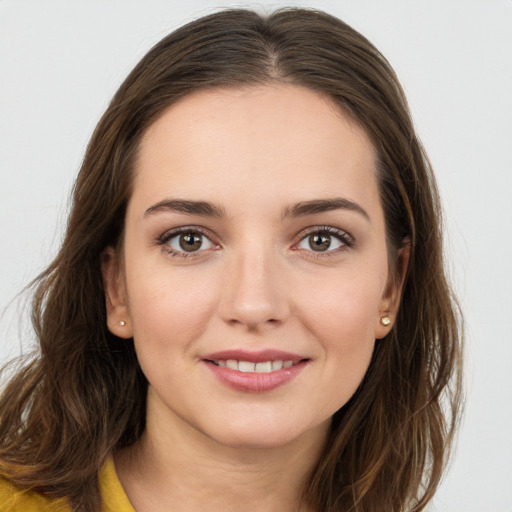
top-left (162, 229), bottom-right (215, 255)
top-left (296, 227), bottom-right (352, 253)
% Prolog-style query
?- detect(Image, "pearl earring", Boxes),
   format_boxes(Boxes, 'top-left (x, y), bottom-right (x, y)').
top-left (380, 316), bottom-right (391, 326)
top-left (119, 321), bottom-right (126, 326)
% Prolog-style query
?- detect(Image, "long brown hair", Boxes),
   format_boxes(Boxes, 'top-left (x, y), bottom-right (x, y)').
top-left (0, 8), bottom-right (463, 511)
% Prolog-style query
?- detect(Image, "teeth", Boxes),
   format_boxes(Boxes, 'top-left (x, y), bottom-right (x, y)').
top-left (271, 360), bottom-right (284, 371)
top-left (255, 361), bottom-right (272, 373)
top-left (226, 359), bottom-right (238, 370)
top-left (238, 361), bottom-right (255, 373)
top-left (213, 359), bottom-right (298, 373)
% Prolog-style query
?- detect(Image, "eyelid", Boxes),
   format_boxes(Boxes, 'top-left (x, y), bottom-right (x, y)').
top-left (156, 226), bottom-right (220, 257)
top-left (155, 224), bottom-right (354, 259)
top-left (292, 225), bottom-right (354, 253)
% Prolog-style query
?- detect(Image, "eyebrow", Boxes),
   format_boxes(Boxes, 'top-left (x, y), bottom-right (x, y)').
top-left (281, 198), bottom-right (370, 222)
top-left (144, 197), bottom-right (370, 222)
top-left (145, 199), bottom-right (226, 218)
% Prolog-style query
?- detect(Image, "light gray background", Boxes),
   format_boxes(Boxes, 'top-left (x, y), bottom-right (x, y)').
top-left (1, 1), bottom-right (511, 510)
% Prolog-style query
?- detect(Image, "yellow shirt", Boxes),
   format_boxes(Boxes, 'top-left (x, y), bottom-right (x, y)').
top-left (0, 458), bottom-right (135, 512)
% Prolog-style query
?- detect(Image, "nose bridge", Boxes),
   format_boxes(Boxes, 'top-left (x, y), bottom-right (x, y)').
top-left (220, 239), bottom-right (289, 329)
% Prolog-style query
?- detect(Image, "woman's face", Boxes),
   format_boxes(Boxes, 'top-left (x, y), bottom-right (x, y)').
top-left (104, 84), bottom-right (401, 450)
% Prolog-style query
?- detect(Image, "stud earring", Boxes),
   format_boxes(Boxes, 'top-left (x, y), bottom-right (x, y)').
top-left (119, 321), bottom-right (126, 326)
top-left (380, 316), bottom-right (391, 326)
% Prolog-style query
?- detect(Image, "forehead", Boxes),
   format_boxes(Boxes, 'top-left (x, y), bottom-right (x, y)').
top-left (131, 84), bottom-right (378, 213)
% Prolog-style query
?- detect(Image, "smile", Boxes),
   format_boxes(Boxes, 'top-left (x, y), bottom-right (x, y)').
top-left (203, 350), bottom-right (309, 393)
top-left (211, 360), bottom-right (297, 372)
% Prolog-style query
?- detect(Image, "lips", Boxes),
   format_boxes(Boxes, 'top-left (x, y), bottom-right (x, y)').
top-left (202, 349), bottom-right (309, 393)
top-left (212, 359), bottom-right (297, 372)
top-left (204, 349), bottom-right (306, 364)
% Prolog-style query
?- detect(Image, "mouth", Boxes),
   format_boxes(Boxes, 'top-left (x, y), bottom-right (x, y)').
top-left (207, 359), bottom-right (302, 373)
top-left (202, 350), bottom-right (309, 392)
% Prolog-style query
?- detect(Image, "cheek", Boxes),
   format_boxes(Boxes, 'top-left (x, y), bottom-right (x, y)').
top-left (125, 262), bottom-right (219, 349)
top-left (296, 268), bottom-right (385, 401)
top-left (299, 267), bottom-right (385, 344)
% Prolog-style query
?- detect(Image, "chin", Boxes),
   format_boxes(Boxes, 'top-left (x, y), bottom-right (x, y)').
top-left (205, 415), bottom-right (330, 452)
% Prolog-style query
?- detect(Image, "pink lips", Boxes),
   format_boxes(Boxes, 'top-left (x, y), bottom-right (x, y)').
top-left (202, 349), bottom-right (309, 393)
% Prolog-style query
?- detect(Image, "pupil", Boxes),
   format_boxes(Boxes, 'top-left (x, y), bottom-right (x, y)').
top-left (310, 234), bottom-right (330, 251)
top-left (180, 233), bottom-right (202, 252)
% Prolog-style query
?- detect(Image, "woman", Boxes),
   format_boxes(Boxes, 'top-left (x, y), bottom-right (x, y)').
top-left (0, 7), bottom-right (462, 512)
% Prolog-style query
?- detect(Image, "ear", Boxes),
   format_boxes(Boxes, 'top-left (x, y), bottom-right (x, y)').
top-left (374, 241), bottom-right (411, 339)
top-left (101, 246), bottom-right (133, 339)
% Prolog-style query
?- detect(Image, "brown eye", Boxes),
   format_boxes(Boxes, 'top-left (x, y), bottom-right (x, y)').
top-left (166, 231), bottom-right (214, 254)
top-left (309, 234), bottom-right (331, 251)
top-left (296, 228), bottom-right (349, 254)
top-left (179, 233), bottom-right (203, 252)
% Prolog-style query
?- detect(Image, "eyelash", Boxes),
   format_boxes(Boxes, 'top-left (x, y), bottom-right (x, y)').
top-left (156, 225), bottom-right (354, 259)
top-left (294, 225), bottom-right (354, 257)
top-left (156, 226), bottom-right (217, 259)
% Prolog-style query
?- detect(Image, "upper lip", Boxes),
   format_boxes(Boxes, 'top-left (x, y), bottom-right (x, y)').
top-left (203, 349), bottom-right (308, 363)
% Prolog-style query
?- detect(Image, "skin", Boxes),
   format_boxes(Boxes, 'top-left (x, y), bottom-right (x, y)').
top-left (102, 83), bottom-right (406, 512)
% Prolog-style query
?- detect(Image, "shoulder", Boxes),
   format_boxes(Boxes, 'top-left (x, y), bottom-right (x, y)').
top-left (99, 457), bottom-right (136, 512)
top-left (0, 458), bottom-right (133, 512)
top-left (0, 476), bottom-right (71, 512)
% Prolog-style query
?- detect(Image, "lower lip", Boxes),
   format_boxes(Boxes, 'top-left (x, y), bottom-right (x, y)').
top-left (204, 360), bottom-right (308, 393)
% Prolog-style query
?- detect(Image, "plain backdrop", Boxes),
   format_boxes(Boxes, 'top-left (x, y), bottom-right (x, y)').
top-left (1, 1), bottom-right (511, 510)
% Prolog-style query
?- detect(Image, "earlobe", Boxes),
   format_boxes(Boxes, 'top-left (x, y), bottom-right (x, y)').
top-left (101, 246), bottom-right (133, 339)
top-left (374, 241), bottom-right (411, 340)
top-left (375, 312), bottom-right (393, 340)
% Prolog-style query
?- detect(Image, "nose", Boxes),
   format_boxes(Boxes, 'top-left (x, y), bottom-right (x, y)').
top-left (218, 247), bottom-right (290, 331)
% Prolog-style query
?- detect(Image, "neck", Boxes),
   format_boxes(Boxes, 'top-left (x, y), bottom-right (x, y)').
top-left (115, 395), bottom-right (329, 512)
